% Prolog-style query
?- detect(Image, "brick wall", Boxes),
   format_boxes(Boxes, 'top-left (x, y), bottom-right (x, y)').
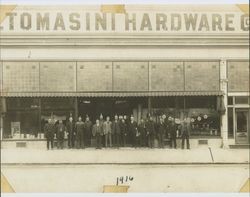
top-left (3, 62), bottom-right (39, 92)
top-left (40, 62), bottom-right (76, 92)
top-left (184, 61), bottom-right (220, 91)
top-left (228, 61), bottom-right (250, 92)
top-left (2, 60), bottom-right (247, 93)
top-left (77, 62), bottom-right (112, 91)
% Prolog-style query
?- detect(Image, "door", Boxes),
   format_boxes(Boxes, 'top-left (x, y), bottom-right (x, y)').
top-left (235, 109), bottom-right (249, 144)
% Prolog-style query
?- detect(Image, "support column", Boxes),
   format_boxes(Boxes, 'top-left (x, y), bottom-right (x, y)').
top-left (74, 97), bottom-right (78, 120)
top-left (220, 59), bottom-right (229, 149)
top-left (0, 114), bottom-right (3, 140)
top-left (38, 98), bottom-right (41, 135)
top-left (148, 97), bottom-right (152, 117)
top-left (138, 103), bottom-right (142, 122)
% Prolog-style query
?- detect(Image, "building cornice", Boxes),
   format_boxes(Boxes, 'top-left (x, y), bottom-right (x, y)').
top-left (0, 33), bottom-right (249, 47)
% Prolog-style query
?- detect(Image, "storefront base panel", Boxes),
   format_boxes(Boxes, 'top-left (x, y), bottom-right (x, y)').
top-left (1, 138), bottom-right (223, 149)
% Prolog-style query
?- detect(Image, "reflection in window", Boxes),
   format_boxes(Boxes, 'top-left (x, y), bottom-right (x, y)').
top-left (186, 97), bottom-right (220, 136)
top-left (151, 96), bottom-right (220, 136)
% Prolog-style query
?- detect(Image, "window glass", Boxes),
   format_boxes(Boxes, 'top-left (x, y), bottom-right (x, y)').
top-left (4, 98), bottom-right (40, 139)
top-left (235, 96), bottom-right (249, 104)
top-left (228, 96), bottom-right (233, 105)
top-left (186, 96), bottom-right (220, 136)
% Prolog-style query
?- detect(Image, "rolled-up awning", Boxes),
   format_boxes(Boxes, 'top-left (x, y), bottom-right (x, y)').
top-left (0, 91), bottom-right (224, 97)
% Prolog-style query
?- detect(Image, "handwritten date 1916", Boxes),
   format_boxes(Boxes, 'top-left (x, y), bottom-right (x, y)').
top-left (116, 176), bottom-right (134, 185)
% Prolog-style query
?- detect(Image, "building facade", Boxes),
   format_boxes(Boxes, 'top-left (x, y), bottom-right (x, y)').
top-left (0, 5), bottom-right (249, 148)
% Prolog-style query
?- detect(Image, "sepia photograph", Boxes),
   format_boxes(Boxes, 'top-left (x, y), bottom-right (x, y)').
top-left (0, 0), bottom-right (249, 196)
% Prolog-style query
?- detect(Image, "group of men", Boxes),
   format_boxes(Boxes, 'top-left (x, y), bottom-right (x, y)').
top-left (44, 114), bottom-right (191, 150)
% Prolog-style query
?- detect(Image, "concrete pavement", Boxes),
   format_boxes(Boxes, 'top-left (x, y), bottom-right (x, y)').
top-left (1, 147), bottom-right (249, 192)
top-left (1, 147), bottom-right (249, 164)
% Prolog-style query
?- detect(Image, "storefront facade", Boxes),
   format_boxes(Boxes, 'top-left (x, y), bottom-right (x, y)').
top-left (0, 5), bottom-right (249, 148)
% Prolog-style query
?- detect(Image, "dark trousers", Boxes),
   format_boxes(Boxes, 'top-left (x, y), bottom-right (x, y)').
top-left (135, 136), bottom-right (141, 147)
top-left (68, 133), bottom-right (75, 148)
top-left (84, 133), bottom-right (91, 147)
top-left (170, 135), bottom-right (177, 148)
top-left (182, 133), bottom-right (190, 149)
top-left (76, 132), bottom-right (84, 149)
top-left (140, 134), bottom-right (146, 147)
top-left (121, 133), bottom-right (127, 147)
top-left (96, 133), bottom-right (102, 149)
top-left (158, 133), bottom-right (164, 148)
top-left (147, 135), bottom-right (154, 148)
top-left (46, 137), bottom-right (54, 150)
top-left (114, 133), bottom-right (121, 147)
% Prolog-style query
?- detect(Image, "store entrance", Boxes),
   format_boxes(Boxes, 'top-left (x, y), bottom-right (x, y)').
top-left (77, 98), bottom-right (146, 122)
top-left (235, 109), bottom-right (249, 144)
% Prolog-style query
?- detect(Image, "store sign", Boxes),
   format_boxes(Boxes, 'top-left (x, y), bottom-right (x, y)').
top-left (0, 8), bottom-right (249, 33)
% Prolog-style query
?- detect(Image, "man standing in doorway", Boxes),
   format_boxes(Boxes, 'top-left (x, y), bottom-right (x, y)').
top-left (66, 116), bottom-right (75, 148)
top-left (44, 118), bottom-right (55, 150)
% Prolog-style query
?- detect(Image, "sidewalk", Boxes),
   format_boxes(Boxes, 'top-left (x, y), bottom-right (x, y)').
top-left (1, 147), bottom-right (249, 165)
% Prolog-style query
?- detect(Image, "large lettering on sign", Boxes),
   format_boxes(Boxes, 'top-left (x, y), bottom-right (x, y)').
top-left (1, 10), bottom-right (249, 33)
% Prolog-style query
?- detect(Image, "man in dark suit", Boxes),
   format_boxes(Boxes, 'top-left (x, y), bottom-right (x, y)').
top-left (128, 116), bottom-right (138, 148)
top-left (146, 116), bottom-right (156, 148)
top-left (112, 115), bottom-right (121, 148)
top-left (157, 117), bottom-right (166, 148)
top-left (181, 118), bottom-right (191, 149)
top-left (66, 116), bottom-right (75, 148)
top-left (75, 116), bottom-right (85, 149)
top-left (56, 120), bottom-right (66, 149)
top-left (169, 117), bottom-right (177, 149)
top-left (138, 118), bottom-right (147, 147)
top-left (92, 119), bottom-right (103, 149)
top-left (120, 118), bottom-right (128, 147)
top-left (84, 116), bottom-right (92, 147)
top-left (44, 118), bottom-right (55, 150)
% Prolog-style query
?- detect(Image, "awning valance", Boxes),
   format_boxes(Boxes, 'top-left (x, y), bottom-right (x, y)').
top-left (0, 91), bottom-right (224, 97)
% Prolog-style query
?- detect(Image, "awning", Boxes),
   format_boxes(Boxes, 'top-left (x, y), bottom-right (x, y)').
top-left (0, 91), bottom-right (224, 97)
